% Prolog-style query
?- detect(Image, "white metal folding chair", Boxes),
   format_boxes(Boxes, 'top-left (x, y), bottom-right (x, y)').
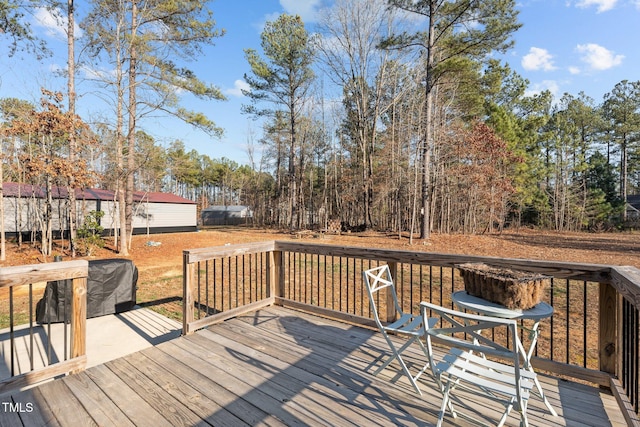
top-left (363, 265), bottom-right (436, 395)
top-left (420, 302), bottom-right (536, 427)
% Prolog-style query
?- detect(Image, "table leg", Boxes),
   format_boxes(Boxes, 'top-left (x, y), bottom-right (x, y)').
top-left (519, 322), bottom-right (558, 417)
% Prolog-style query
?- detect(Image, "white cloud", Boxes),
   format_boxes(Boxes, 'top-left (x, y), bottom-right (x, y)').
top-left (263, 12), bottom-right (282, 24)
top-left (521, 47), bottom-right (556, 71)
top-left (48, 63), bottom-right (63, 74)
top-left (79, 64), bottom-right (116, 81)
top-left (568, 66), bottom-right (581, 75)
top-left (225, 79), bottom-right (250, 97)
top-left (279, 0), bottom-right (324, 22)
top-left (33, 7), bottom-right (82, 40)
top-left (574, 0), bottom-right (618, 13)
top-left (576, 43), bottom-right (624, 70)
top-left (525, 80), bottom-right (560, 98)
top-left (257, 1), bottom-right (324, 32)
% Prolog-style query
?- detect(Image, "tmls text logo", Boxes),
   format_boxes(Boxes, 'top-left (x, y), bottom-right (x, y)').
top-left (2, 402), bottom-right (34, 413)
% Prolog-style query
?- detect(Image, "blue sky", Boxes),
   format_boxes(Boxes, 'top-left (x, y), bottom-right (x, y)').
top-left (0, 0), bottom-right (638, 167)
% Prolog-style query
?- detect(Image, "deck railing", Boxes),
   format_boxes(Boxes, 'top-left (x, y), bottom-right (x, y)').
top-left (0, 260), bottom-right (88, 394)
top-left (183, 240), bottom-right (640, 425)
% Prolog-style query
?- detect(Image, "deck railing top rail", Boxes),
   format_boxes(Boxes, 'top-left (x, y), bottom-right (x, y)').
top-left (0, 260), bottom-right (88, 288)
top-left (183, 241), bottom-right (276, 264)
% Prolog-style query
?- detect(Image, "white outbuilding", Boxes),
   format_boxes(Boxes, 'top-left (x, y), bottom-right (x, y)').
top-left (2, 183), bottom-right (197, 237)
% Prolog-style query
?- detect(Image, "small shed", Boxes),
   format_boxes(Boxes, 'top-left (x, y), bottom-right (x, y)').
top-left (201, 205), bottom-right (252, 226)
top-left (627, 195), bottom-right (640, 220)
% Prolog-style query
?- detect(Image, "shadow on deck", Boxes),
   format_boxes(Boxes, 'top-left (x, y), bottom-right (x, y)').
top-left (0, 307), bottom-right (181, 381)
top-left (1, 305), bottom-right (627, 426)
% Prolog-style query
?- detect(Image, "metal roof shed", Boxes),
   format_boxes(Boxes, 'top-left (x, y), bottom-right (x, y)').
top-left (201, 205), bottom-right (252, 226)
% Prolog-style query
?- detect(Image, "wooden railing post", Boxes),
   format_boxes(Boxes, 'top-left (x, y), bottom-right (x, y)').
top-left (70, 276), bottom-right (87, 369)
top-left (599, 282), bottom-right (618, 375)
top-left (183, 251), bottom-right (196, 335)
top-left (268, 250), bottom-right (283, 300)
top-left (387, 261), bottom-right (398, 323)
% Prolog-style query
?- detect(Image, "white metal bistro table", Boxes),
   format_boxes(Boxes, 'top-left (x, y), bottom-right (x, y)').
top-left (451, 290), bottom-right (558, 417)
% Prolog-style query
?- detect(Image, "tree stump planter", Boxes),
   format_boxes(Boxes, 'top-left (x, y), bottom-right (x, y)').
top-left (457, 263), bottom-right (550, 310)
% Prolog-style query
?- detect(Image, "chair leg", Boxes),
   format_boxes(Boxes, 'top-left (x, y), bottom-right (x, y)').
top-left (497, 400), bottom-right (514, 427)
top-left (396, 353), bottom-right (422, 395)
top-left (375, 334), bottom-right (424, 395)
top-left (388, 340), bottom-right (422, 395)
top-left (373, 334), bottom-right (404, 375)
top-left (437, 381), bottom-right (453, 427)
top-left (531, 370), bottom-right (558, 416)
top-left (520, 401), bottom-right (529, 427)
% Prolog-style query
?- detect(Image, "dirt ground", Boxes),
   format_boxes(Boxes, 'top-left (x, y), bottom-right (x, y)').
top-left (3, 227), bottom-right (639, 320)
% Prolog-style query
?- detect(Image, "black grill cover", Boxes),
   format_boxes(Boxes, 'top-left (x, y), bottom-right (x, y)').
top-left (36, 259), bottom-right (138, 323)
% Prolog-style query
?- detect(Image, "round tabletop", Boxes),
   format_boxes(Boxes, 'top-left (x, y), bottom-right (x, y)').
top-left (451, 290), bottom-right (554, 321)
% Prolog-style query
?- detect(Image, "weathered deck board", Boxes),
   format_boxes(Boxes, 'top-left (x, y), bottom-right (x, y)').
top-left (83, 364), bottom-right (173, 427)
top-left (123, 350), bottom-right (250, 427)
top-left (2, 305), bottom-right (627, 426)
top-left (62, 373), bottom-right (136, 427)
top-left (140, 346), bottom-right (280, 427)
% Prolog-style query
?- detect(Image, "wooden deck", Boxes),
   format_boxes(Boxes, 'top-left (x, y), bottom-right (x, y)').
top-left (1, 305), bottom-right (627, 426)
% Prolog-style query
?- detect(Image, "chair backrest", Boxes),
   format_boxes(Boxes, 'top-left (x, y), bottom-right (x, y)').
top-left (363, 265), bottom-right (403, 328)
top-left (420, 301), bottom-right (523, 375)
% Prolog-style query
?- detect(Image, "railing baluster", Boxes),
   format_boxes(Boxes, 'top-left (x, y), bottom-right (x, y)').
top-left (323, 254), bottom-right (327, 309)
top-left (197, 261), bottom-right (201, 319)
top-left (47, 310), bottom-right (52, 366)
top-left (347, 257), bottom-right (351, 314)
top-left (550, 277), bottom-right (555, 361)
top-left (9, 286), bottom-right (14, 376)
top-left (214, 259), bottom-right (219, 314)
top-left (339, 256), bottom-right (343, 313)
top-left (251, 254), bottom-right (255, 303)
top-left (359, 258), bottom-right (363, 315)
top-left (331, 255), bottom-right (335, 311)
top-left (29, 283), bottom-right (34, 371)
top-left (565, 279), bottom-right (571, 364)
top-left (439, 266), bottom-right (443, 308)
top-left (429, 265), bottom-right (433, 301)
top-left (583, 280), bottom-right (587, 368)
top-left (294, 252), bottom-right (298, 302)
top-left (631, 299), bottom-right (635, 410)
top-left (624, 299), bottom-right (629, 390)
top-left (419, 264), bottom-right (423, 311)
top-left (235, 256), bottom-right (239, 309)
top-left (205, 260), bottom-right (210, 316)
top-left (259, 253), bottom-right (263, 300)
top-left (64, 280), bottom-right (68, 361)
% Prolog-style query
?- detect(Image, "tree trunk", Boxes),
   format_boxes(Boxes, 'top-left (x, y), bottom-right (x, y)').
top-left (125, 0), bottom-right (138, 252)
top-left (45, 174), bottom-right (52, 256)
top-left (621, 136), bottom-right (628, 222)
top-left (67, 0), bottom-right (78, 257)
top-left (289, 98), bottom-right (297, 230)
top-left (420, 4), bottom-right (436, 240)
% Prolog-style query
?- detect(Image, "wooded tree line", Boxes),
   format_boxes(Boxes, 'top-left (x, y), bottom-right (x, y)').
top-left (242, 0), bottom-right (639, 237)
top-left (1, 0), bottom-right (639, 259)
